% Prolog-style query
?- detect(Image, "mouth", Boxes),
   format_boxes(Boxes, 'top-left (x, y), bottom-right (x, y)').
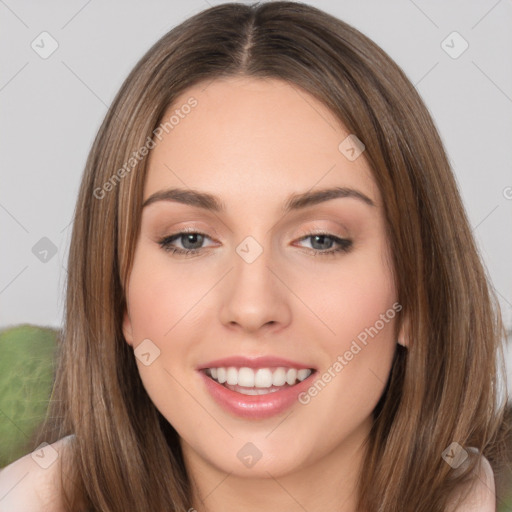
top-left (196, 356), bottom-right (319, 418)
top-left (200, 366), bottom-right (317, 396)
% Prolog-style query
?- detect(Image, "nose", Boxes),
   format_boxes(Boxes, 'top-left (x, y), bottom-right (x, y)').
top-left (219, 241), bottom-right (292, 334)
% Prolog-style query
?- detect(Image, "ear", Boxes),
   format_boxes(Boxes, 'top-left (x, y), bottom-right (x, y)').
top-left (397, 313), bottom-right (410, 348)
top-left (122, 310), bottom-right (134, 347)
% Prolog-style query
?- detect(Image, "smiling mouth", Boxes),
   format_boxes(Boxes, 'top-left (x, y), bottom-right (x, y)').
top-left (202, 366), bottom-right (317, 395)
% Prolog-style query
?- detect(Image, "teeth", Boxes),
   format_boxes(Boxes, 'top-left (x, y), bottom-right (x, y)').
top-left (225, 385), bottom-right (283, 396)
top-left (297, 369), bottom-right (311, 382)
top-left (226, 367), bottom-right (238, 385)
top-left (272, 367), bottom-right (286, 386)
top-left (204, 366), bottom-right (313, 388)
top-left (217, 367), bottom-right (227, 384)
top-left (239, 367), bottom-right (255, 387)
top-left (255, 368), bottom-right (273, 388)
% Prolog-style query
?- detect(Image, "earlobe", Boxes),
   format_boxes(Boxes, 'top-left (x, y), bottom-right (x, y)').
top-left (122, 311), bottom-right (134, 347)
top-left (397, 314), bottom-right (410, 348)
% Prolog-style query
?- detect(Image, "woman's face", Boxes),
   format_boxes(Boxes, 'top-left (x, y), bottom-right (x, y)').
top-left (123, 76), bottom-right (403, 480)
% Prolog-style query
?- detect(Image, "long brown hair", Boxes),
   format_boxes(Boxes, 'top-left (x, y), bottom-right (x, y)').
top-left (35, 2), bottom-right (509, 510)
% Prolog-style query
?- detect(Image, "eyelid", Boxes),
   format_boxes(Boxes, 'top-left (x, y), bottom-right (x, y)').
top-left (157, 219), bottom-right (350, 242)
top-left (159, 224), bottom-right (348, 242)
top-left (295, 222), bottom-right (350, 239)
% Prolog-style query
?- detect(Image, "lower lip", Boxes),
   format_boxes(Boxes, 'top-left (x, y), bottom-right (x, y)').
top-left (198, 370), bottom-right (316, 420)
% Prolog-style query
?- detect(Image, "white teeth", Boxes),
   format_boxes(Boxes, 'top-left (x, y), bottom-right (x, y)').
top-left (204, 366), bottom-right (313, 388)
top-left (297, 368), bottom-right (311, 381)
top-left (254, 368), bottom-right (273, 388)
top-left (238, 367), bottom-right (255, 387)
top-left (286, 368), bottom-right (298, 385)
top-left (226, 367), bottom-right (238, 385)
top-left (216, 367), bottom-right (227, 384)
top-left (272, 367), bottom-right (286, 386)
top-left (224, 384), bottom-right (283, 396)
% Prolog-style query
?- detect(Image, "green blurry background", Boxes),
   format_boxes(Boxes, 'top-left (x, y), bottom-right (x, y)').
top-left (0, 325), bottom-right (57, 467)
top-left (0, 324), bottom-right (511, 509)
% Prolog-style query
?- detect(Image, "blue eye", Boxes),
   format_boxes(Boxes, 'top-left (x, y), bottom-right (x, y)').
top-left (158, 231), bottom-right (352, 257)
top-left (296, 233), bottom-right (353, 256)
top-left (158, 231), bottom-right (211, 256)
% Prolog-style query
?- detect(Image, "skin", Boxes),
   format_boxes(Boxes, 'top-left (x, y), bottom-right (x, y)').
top-left (121, 76), bottom-right (407, 512)
top-left (0, 436), bottom-right (70, 511)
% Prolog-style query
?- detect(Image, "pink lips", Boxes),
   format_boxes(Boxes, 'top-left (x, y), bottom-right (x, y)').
top-left (197, 355), bottom-right (315, 371)
top-left (197, 355), bottom-right (316, 420)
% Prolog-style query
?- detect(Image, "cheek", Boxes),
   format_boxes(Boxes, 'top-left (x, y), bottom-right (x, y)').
top-left (295, 244), bottom-right (397, 349)
top-left (295, 243), bottom-right (398, 409)
top-left (124, 247), bottom-right (211, 404)
top-left (126, 250), bottom-right (206, 340)
top-left (124, 249), bottom-right (207, 422)
top-left (303, 249), bottom-right (398, 417)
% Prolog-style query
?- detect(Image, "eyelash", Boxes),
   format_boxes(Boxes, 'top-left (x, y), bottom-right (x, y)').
top-left (157, 230), bottom-right (353, 257)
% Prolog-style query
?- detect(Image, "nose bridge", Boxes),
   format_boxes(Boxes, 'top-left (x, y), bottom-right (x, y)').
top-left (234, 234), bottom-right (273, 290)
top-left (218, 234), bottom-right (291, 332)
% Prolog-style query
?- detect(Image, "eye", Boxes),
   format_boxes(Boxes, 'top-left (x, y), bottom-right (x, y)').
top-left (158, 230), bottom-right (216, 256)
top-left (158, 230), bottom-right (352, 258)
top-left (295, 233), bottom-right (353, 256)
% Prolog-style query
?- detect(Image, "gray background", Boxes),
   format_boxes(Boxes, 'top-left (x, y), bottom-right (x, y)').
top-left (1, 1), bottom-right (511, 383)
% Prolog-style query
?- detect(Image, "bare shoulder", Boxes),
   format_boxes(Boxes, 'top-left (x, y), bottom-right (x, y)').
top-left (0, 435), bottom-right (73, 512)
top-left (447, 454), bottom-right (496, 512)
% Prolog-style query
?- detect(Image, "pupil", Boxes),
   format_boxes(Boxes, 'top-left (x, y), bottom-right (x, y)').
top-left (183, 233), bottom-right (203, 250)
top-left (312, 235), bottom-right (332, 250)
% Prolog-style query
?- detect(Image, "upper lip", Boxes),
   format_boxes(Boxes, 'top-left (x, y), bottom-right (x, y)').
top-left (197, 355), bottom-right (316, 371)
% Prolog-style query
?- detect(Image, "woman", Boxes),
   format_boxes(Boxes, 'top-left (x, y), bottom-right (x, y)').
top-left (0, 2), bottom-right (508, 511)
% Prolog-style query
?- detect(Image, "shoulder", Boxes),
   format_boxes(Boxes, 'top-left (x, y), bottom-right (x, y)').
top-left (0, 435), bottom-right (73, 512)
top-left (447, 454), bottom-right (496, 512)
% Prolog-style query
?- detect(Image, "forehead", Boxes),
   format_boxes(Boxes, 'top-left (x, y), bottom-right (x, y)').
top-left (144, 76), bottom-right (379, 209)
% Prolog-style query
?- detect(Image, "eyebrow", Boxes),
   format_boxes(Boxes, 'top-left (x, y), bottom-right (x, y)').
top-left (142, 186), bottom-right (375, 212)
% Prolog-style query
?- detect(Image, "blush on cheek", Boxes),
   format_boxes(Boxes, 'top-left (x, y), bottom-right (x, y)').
top-left (323, 288), bottom-right (396, 347)
top-left (127, 256), bottom-right (201, 340)
top-left (314, 245), bottom-right (395, 338)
